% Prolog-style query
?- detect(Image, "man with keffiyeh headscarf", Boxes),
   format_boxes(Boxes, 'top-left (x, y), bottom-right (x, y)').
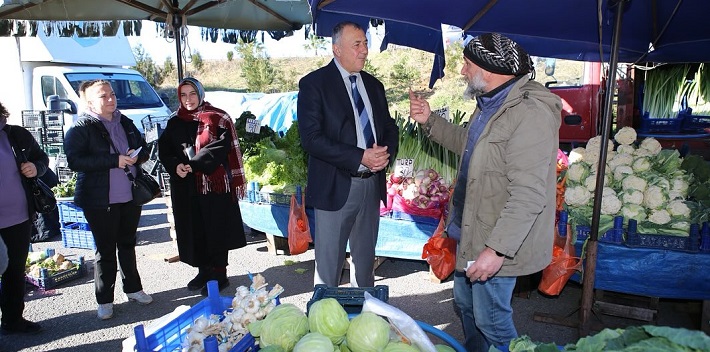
top-left (158, 77), bottom-right (247, 296)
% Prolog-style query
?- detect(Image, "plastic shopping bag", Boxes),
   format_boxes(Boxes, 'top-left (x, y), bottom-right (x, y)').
top-left (287, 192), bottom-right (312, 255)
top-left (538, 223), bottom-right (582, 296)
top-left (421, 216), bottom-right (457, 281)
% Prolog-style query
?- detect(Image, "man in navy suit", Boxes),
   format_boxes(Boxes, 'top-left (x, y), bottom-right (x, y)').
top-left (297, 21), bottom-right (399, 287)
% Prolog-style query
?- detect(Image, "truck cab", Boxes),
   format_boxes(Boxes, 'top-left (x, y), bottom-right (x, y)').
top-left (533, 58), bottom-right (603, 147)
top-left (0, 27), bottom-right (171, 134)
top-left (33, 65), bottom-right (171, 133)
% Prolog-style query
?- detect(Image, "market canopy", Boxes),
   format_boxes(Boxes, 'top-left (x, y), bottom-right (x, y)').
top-left (309, 0), bottom-right (710, 87)
top-left (0, 0), bottom-right (311, 32)
top-left (0, 0), bottom-right (313, 79)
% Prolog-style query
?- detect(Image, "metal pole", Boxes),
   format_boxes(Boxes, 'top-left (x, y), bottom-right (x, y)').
top-left (579, 0), bottom-right (628, 335)
top-left (173, 0), bottom-right (184, 82)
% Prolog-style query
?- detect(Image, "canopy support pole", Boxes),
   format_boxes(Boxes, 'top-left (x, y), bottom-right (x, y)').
top-left (173, 0), bottom-right (184, 82)
top-left (578, 0), bottom-right (628, 336)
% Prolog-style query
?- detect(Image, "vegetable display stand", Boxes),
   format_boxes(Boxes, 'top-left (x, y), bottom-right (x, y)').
top-left (133, 281), bottom-right (258, 352)
top-left (25, 256), bottom-right (87, 290)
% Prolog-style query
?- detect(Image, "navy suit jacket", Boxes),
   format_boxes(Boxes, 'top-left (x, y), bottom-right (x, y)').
top-left (297, 60), bottom-right (399, 211)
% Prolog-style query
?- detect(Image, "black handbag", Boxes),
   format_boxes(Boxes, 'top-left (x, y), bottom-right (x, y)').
top-left (104, 133), bottom-right (161, 206)
top-left (27, 177), bottom-right (57, 214)
top-left (125, 168), bottom-right (162, 206)
top-left (4, 125), bottom-right (57, 214)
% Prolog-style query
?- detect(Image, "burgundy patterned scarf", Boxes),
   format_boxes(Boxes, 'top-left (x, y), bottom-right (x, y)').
top-left (177, 101), bottom-right (246, 200)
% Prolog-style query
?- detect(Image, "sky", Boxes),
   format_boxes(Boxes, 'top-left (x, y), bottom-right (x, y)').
top-left (127, 21), bottom-right (325, 62)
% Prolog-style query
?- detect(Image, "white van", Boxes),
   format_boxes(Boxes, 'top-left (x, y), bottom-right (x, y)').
top-left (0, 26), bottom-right (171, 133)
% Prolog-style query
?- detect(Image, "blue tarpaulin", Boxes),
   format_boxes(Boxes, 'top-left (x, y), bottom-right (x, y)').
top-left (205, 91), bottom-right (298, 134)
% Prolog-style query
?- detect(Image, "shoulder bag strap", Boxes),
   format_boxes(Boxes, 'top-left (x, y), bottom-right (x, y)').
top-left (3, 125), bottom-right (30, 172)
top-left (95, 123), bottom-right (137, 183)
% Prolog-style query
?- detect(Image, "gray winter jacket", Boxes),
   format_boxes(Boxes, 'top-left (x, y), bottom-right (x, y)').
top-left (423, 77), bottom-right (562, 277)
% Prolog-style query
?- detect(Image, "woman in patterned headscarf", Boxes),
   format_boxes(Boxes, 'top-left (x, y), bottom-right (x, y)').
top-left (158, 77), bottom-right (247, 296)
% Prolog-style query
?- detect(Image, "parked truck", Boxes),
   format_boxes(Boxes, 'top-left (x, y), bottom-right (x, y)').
top-left (0, 28), bottom-right (172, 133)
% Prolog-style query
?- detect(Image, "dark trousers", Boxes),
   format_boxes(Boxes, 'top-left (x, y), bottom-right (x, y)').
top-left (83, 202), bottom-right (143, 304)
top-left (0, 220), bottom-right (32, 325)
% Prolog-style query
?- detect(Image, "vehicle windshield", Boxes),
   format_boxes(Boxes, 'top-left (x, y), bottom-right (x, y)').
top-left (66, 72), bottom-right (164, 110)
top-left (532, 57), bottom-right (585, 87)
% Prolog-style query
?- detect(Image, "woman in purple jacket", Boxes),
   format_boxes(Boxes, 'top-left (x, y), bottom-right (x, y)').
top-left (0, 101), bottom-right (47, 334)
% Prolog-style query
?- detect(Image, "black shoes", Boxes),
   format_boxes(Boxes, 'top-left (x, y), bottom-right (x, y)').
top-left (1, 319), bottom-right (42, 335)
top-left (186, 267), bottom-right (210, 291)
top-left (187, 273), bottom-right (208, 291)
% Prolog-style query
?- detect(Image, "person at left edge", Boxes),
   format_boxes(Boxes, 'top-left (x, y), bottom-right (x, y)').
top-left (64, 79), bottom-right (153, 320)
top-left (298, 21), bottom-right (399, 288)
top-left (158, 77), bottom-right (247, 296)
top-left (0, 101), bottom-right (46, 334)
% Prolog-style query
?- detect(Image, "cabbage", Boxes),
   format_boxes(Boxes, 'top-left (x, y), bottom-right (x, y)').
top-left (308, 298), bottom-right (350, 345)
top-left (259, 303), bottom-right (309, 351)
top-left (382, 341), bottom-right (419, 352)
top-left (345, 312), bottom-right (391, 352)
top-left (434, 345), bottom-right (456, 352)
top-left (260, 346), bottom-right (286, 352)
top-left (293, 332), bottom-right (335, 352)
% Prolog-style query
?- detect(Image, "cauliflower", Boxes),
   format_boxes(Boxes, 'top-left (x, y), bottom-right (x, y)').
top-left (568, 147), bottom-right (586, 164)
top-left (566, 162), bottom-right (591, 183)
top-left (608, 153), bottom-right (634, 171)
top-left (669, 176), bottom-right (689, 200)
top-left (671, 221), bottom-right (690, 232)
top-left (620, 189), bottom-right (644, 205)
top-left (565, 186), bottom-right (592, 207)
top-left (613, 165), bottom-right (634, 182)
top-left (601, 194), bottom-right (622, 215)
top-left (584, 173), bottom-right (609, 192)
top-left (586, 135), bottom-right (615, 155)
top-left (622, 174), bottom-right (648, 192)
top-left (648, 209), bottom-right (672, 225)
top-left (616, 144), bottom-right (636, 155)
top-left (634, 148), bottom-right (655, 157)
top-left (602, 186), bottom-right (616, 197)
top-left (614, 127), bottom-right (637, 145)
top-left (643, 185), bottom-right (668, 209)
top-left (639, 137), bottom-right (662, 156)
top-left (667, 199), bottom-right (691, 218)
top-left (621, 204), bottom-right (647, 222)
top-left (632, 157), bottom-right (651, 173)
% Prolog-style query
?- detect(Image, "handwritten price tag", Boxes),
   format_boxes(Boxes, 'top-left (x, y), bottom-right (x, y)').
top-left (245, 118), bottom-right (261, 134)
top-left (433, 106), bottom-right (450, 121)
top-left (394, 158), bottom-right (414, 178)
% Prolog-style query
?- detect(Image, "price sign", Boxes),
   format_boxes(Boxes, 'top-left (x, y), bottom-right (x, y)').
top-left (394, 158), bottom-right (414, 178)
top-left (245, 118), bottom-right (261, 134)
top-left (433, 106), bottom-right (450, 121)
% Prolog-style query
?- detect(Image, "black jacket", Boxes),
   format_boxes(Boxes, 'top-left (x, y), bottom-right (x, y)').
top-left (3, 124), bottom-right (49, 215)
top-left (63, 114), bottom-right (148, 209)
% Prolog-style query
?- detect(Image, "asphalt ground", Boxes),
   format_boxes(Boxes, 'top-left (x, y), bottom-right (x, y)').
top-left (0, 197), bottom-right (703, 351)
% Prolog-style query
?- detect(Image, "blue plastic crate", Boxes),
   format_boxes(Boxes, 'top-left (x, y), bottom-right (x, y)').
top-left (58, 202), bottom-right (86, 223)
top-left (638, 111), bottom-right (683, 133)
top-left (61, 222), bottom-right (95, 250)
top-left (307, 284), bottom-right (389, 314)
top-left (25, 257), bottom-right (87, 289)
top-left (134, 281), bottom-right (260, 352)
top-left (679, 110), bottom-right (710, 132)
top-left (575, 225), bottom-right (624, 244)
top-left (625, 220), bottom-right (702, 253)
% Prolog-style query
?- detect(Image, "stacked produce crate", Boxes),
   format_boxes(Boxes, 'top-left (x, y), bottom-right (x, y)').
top-left (57, 201), bottom-right (95, 250)
top-left (21, 110), bottom-right (64, 155)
